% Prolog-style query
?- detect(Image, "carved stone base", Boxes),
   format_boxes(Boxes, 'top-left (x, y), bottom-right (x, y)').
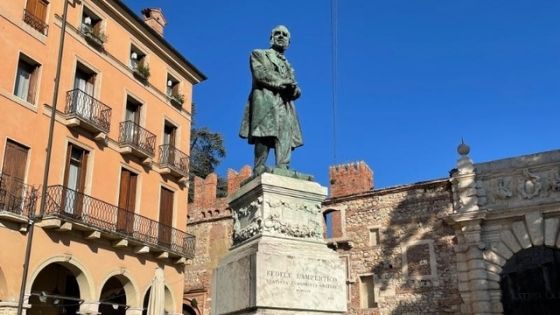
top-left (212, 237), bottom-right (347, 315)
top-left (212, 173), bottom-right (346, 315)
top-left (228, 173), bottom-right (326, 245)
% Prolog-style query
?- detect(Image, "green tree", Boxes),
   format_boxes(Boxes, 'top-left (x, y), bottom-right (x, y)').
top-left (189, 105), bottom-right (227, 201)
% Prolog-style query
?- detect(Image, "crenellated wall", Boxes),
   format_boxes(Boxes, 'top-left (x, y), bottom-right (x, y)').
top-left (189, 166), bottom-right (252, 220)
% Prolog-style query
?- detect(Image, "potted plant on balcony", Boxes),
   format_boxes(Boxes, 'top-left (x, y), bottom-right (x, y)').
top-left (133, 62), bottom-right (151, 83)
top-left (169, 93), bottom-right (184, 107)
top-left (81, 24), bottom-right (107, 48)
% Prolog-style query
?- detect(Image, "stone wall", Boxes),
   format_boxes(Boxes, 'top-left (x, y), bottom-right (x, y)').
top-left (185, 162), bottom-right (460, 315)
top-left (323, 171), bottom-right (460, 315)
top-left (185, 166), bottom-right (251, 314)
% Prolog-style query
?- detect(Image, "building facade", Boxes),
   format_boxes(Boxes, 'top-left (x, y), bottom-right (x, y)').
top-left (0, 0), bottom-right (205, 314)
top-left (185, 147), bottom-right (560, 315)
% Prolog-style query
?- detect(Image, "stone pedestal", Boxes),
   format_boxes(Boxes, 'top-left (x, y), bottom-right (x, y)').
top-left (212, 173), bottom-right (347, 315)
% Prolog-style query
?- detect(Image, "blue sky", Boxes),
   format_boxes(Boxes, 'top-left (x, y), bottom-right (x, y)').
top-left (125, 1), bottom-right (560, 189)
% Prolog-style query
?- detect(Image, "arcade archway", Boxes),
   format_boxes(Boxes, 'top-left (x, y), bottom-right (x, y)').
top-left (500, 246), bottom-right (560, 315)
top-left (99, 276), bottom-right (127, 315)
top-left (28, 263), bottom-right (81, 315)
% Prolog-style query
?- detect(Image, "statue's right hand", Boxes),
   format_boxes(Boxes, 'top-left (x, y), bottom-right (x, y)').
top-left (279, 80), bottom-right (296, 90)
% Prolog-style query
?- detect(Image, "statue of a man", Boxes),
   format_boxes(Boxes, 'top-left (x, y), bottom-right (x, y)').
top-left (239, 25), bottom-right (303, 174)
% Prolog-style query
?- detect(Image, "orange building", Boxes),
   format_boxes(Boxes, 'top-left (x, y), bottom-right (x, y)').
top-left (0, 0), bottom-right (205, 314)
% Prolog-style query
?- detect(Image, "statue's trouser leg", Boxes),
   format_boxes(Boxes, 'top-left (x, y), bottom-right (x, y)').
top-left (275, 116), bottom-right (293, 169)
top-left (254, 139), bottom-right (270, 172)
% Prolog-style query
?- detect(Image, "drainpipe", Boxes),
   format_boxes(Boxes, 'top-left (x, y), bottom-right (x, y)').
top-left (16, 0), bottom-right (70, 314)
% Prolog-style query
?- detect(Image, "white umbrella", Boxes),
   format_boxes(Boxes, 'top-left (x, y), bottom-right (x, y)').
top-left (147, 268), bottom-right (165, 315)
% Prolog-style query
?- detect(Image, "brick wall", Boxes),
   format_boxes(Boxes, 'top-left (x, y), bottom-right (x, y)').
top-left (329, 161), bottom-right (374, 198)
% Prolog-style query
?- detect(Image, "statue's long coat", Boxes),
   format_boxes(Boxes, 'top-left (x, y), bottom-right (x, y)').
top-left (239, 49), bottom-right (303, 148)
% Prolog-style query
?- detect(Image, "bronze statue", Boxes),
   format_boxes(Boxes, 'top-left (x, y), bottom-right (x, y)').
top-left (239, 25), bottom-right (303, 174)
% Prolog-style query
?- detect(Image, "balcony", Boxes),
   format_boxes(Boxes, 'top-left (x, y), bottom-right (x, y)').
top-left (63, 89), bottom-right (112, 142)
top-left (80, 24), bottom-right (106, 49)
top-left (42, 185), bottom-right (195, 261)
top-left (132, 63), bottom-right (150, 84)
top-left (156, 144), bottom-right (189, 182)
top-left (118, 121), bottom-right (156, 165)
top-left (0, 173), bottom-right (38, 225)
top-left (23, 9), bottom-right (48, 35)
top-left (167, 93), bottom-right (184, 109)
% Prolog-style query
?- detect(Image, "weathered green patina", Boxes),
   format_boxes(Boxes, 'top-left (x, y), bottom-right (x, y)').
top-left (239, 25), bottom-right (304, 176)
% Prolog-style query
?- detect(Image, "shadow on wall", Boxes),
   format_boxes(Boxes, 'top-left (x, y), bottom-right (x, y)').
top-left (327, 161), bottom-right (462, 314)
top-left (377, 186), bottom-right (461, 314)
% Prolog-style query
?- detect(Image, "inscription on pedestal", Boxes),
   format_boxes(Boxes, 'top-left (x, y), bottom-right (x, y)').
top-left (256, 252), bottom-right (346, 312)
top-left (265, 270), bottom-right (342, 293)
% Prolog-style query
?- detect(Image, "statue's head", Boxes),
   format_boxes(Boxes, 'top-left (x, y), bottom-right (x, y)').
top-left (269, 25), bottom-right (290, 52)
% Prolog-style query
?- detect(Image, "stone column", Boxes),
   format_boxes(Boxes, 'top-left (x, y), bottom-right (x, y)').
top-left (212, 173), bottom-right (347, 315)
top-left (78, 302), bottom-right (101, 315)
top-left (126, 307), bottom-right (144, 315)
top-left (449, 143), bottom-right (491, 314)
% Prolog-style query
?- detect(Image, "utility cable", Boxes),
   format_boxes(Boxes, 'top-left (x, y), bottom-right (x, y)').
top-left (330, 0), bottom-right (339, 162)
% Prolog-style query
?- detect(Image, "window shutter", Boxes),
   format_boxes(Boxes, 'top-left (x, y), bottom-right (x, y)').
top-left (27, 65), bottom-right (39, 104)
top-left (2, 141), bottom-right (29, 181)
top-left (36, 0), bottom-right (48, 21)
top-left (128, 173), bottom-right (137, 211)
top-left (118, 169), bottom-right (130, 210)
top-left (25, 0), bottom-right (38, 16)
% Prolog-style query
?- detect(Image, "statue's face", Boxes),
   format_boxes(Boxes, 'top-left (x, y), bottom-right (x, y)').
top-left (270, 26), bottom-right (290, 51)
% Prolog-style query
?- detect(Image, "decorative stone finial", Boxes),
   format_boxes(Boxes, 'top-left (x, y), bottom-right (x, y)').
top-left (457, 138), bottom-right (470, 156)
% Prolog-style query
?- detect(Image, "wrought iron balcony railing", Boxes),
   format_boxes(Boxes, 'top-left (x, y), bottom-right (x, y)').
top-left (65, 89), bottom-right (112, 133)
top-left (119, 121), bottom-right (156, 157)
top-left (159, 144), bottom-right (189, 177)
top-left (23, 9), bottom-right (48, 35)
top-left (44, 185), bottom-right (195, 258)
top-left (0, 173), bottom-right (38, 217)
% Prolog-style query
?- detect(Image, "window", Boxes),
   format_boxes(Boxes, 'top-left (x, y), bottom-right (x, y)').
top-left (130, 46), bottom-right (149, 80)
top-left (63, 144), bottom-right (88, 216)
top-left (69, 63), bottom-right (96, 119)
top-left (161, 122), bottom-right (178, 165)
top-left (369, 228), bottom-right (380, 246)
top-left (166, 74), bottom-right (183, 106)
top-left (80, 7), bottom-right (105, 46)
top-left (166, 75), bottom-right (179, 96)
top-left (117, 168), bottom-right (137, 233)
top-left (14, 55), bottom-right (40, 104)
top-left (74, 63), bottom-right (96, 94)
top-left (125, 97), bottom-right (141, 125)
top-left (163, 122), bottom-right (177, 147)
top-left (359, 275), bottom-right (376, 309)
top-left (158, 187), bottom-right (174, 246)
top-left (23, 0), bottom-right (49, 34)
top-left (323, 209), bottom-right (342, 239)
top-left (121, 96), bottom-right (142, 145)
